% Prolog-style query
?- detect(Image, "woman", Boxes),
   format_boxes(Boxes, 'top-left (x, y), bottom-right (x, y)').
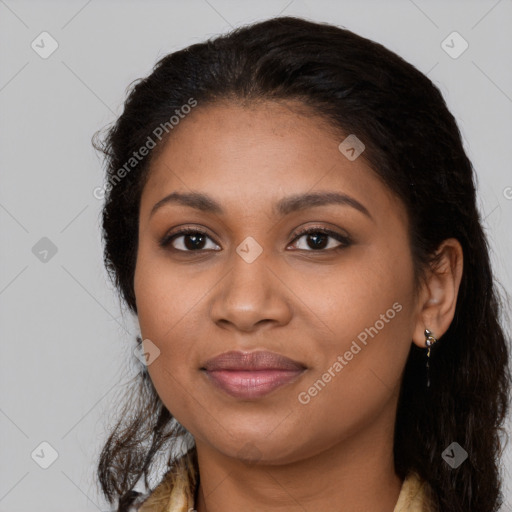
top-left (93, 16), bottom-right (511, 512)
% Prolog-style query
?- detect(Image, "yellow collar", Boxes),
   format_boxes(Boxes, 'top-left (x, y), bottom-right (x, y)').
top-left (137, 450), bottom-right (431, 512)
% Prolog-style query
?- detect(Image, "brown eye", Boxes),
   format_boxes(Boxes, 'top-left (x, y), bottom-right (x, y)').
top-left (160, 229), bottom-right (221, 252)
top-left (289, 228), bottom-right (352, 251)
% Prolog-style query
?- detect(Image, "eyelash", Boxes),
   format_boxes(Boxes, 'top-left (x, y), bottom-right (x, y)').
top-left (159, 226), bottom-right (352, 253)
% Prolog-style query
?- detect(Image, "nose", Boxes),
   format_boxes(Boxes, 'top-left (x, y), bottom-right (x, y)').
top-left (208, 250), bottom-right (293, 333)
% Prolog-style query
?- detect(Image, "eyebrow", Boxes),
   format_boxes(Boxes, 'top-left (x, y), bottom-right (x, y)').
top-left (150, 191), bottom-right (373, 220)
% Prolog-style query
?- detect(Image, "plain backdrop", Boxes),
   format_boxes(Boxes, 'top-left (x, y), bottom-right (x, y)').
top-left (1, 0), bottom-right (511, 510)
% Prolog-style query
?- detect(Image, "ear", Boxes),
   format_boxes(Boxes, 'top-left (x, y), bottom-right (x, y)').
top-left (412, 238), bottom-right (464, 349)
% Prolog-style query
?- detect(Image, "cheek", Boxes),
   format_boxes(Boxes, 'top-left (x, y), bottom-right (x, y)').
top-left (134, 245), bottom-right (198, 338)
top-left (134, 249), bottom-right (195, 383)
top-left (134, 246), bottom-right (220, 419)
top-left (292, 308), bottom-right (414, 452)
top-left (296, 239), bottom-right (416, 348)
top-left (294, 243), bottom-right (416, 417)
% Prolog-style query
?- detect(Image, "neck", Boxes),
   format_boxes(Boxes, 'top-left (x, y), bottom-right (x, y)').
top-left (194, 394), bottom-right (403, 511)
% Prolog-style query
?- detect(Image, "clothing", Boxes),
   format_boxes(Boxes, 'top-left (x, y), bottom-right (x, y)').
top-left (136, 448), bottom-right (432, 512)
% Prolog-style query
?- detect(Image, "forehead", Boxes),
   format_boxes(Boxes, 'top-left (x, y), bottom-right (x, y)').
top-left (141, 100), bottom-right (399, 218)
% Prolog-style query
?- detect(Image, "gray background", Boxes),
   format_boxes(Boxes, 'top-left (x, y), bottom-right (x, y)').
top-left (1, 0), bottom-right (511, 510)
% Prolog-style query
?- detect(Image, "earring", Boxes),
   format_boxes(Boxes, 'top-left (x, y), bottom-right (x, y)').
top-left (424, 329), bottom-right (438, 388)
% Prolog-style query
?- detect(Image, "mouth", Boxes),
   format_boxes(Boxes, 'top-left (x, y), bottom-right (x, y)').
top-left (200, 350), bottom-right (307, 400)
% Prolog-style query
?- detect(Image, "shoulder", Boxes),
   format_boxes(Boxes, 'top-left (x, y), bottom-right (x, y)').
top-left (393, 471), bottom-right (435, 512)
top-left (137, 449), bottom-right (198, 512)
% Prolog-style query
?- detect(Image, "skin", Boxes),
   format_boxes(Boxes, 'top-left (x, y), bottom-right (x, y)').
top-left (134, 100), bottom-right (463, 511)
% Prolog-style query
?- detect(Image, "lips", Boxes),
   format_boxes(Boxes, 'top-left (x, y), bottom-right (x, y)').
top-left (201, 350), bottom-right (306, 399)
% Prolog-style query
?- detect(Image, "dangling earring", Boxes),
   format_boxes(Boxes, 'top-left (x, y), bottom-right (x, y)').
top-left (424, 328), bottom-right (438, 388)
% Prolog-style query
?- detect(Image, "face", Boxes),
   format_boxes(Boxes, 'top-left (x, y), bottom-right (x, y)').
top-left (134, 100), bottom-right (420, 465)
